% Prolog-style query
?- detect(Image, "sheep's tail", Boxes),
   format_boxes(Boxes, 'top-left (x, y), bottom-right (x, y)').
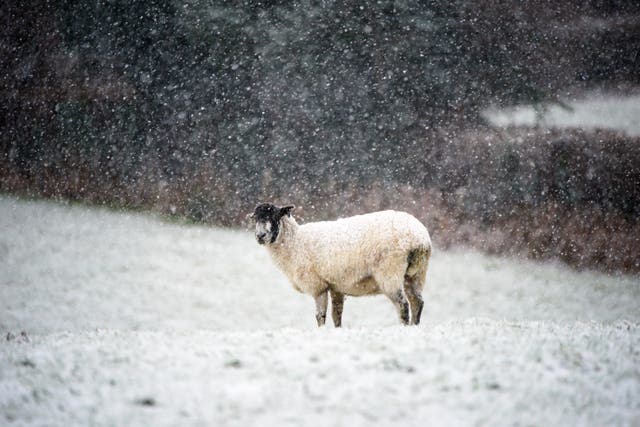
top-left (405, 244), bottom-right (431, 280)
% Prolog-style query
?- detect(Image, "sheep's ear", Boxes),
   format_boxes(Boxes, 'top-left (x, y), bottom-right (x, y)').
top-left (279, 205), bottom-right (295, 218)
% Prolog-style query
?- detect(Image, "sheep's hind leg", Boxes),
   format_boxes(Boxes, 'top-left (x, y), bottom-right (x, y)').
top-left (404, 277), bottom-right (424, 325)
top-left (386, 290), bottom-right (410, 325)
top-left (330, 289), bottom-right (344, 328)
top-left (314, 291), bottom-right (328, 327)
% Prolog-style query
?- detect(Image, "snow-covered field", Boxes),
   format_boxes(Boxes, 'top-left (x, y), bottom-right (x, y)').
top-left (1, 195), bottom-right (639, 426)
top-left (482, 92), bottom-right (640, 137)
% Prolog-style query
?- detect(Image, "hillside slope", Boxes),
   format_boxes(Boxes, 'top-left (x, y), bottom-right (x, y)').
top-left (1, 196), bottom-right (638, 426)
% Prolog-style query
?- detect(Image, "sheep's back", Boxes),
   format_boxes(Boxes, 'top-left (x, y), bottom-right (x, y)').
top-left (299, 210), bottom-right (430, 284)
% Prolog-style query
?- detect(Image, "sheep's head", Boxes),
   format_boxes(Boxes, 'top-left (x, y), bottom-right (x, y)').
top-left (249, 203), bottom-right (295, 245)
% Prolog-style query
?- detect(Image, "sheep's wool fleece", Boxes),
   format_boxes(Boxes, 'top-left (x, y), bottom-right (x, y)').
top-left (268, 210), bottom-right (431, 296)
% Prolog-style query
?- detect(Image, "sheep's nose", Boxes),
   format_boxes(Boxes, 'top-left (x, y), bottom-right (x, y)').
top-left (257, 232), bottom-right (267, 241)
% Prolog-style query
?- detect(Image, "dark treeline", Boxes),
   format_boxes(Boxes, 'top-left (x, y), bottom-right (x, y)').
top-left (1, 1), bottom-right (639, 272)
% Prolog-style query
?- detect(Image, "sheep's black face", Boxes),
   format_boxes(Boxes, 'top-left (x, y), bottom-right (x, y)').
top-left (250, 203), bottom-right (295, 245)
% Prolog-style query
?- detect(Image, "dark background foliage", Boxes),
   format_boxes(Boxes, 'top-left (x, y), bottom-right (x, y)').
top-left (1, 0), bottom-right (639, 271)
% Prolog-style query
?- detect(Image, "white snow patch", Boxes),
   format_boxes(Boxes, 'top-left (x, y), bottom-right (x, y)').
top-left (1, 195), bottom-right (639, 426)
top-left (482, 92), bottom-right (640, 137)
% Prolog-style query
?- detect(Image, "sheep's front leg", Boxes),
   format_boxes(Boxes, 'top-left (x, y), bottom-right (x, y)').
top-left (330, 289), bottom-right (344, 328)
top-left (314, 291), bottom-right (328, 327)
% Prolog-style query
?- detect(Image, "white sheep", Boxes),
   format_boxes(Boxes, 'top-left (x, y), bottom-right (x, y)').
top-left (250, 203), bottom-right (432, 326)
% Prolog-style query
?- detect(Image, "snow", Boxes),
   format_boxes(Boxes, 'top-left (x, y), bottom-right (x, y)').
top-left (1, 195), bottom-right (639, 426)
top-left (482, 92), bottom-right (640, 137)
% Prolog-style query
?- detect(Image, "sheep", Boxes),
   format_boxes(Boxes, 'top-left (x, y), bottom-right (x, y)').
top-left (250, 203), bottom-right (432, 327)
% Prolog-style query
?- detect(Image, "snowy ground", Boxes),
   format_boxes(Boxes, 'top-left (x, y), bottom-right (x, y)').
top-left (1, 195), bottom-right (639, 426)
top-left (482, 92), bottom-right (640, 137)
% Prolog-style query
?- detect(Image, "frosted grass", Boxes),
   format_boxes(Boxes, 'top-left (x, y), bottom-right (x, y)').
top-left (482, 93), bottom-right (640, 137)
top-left (1, 196), bottom-right (638, 426)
